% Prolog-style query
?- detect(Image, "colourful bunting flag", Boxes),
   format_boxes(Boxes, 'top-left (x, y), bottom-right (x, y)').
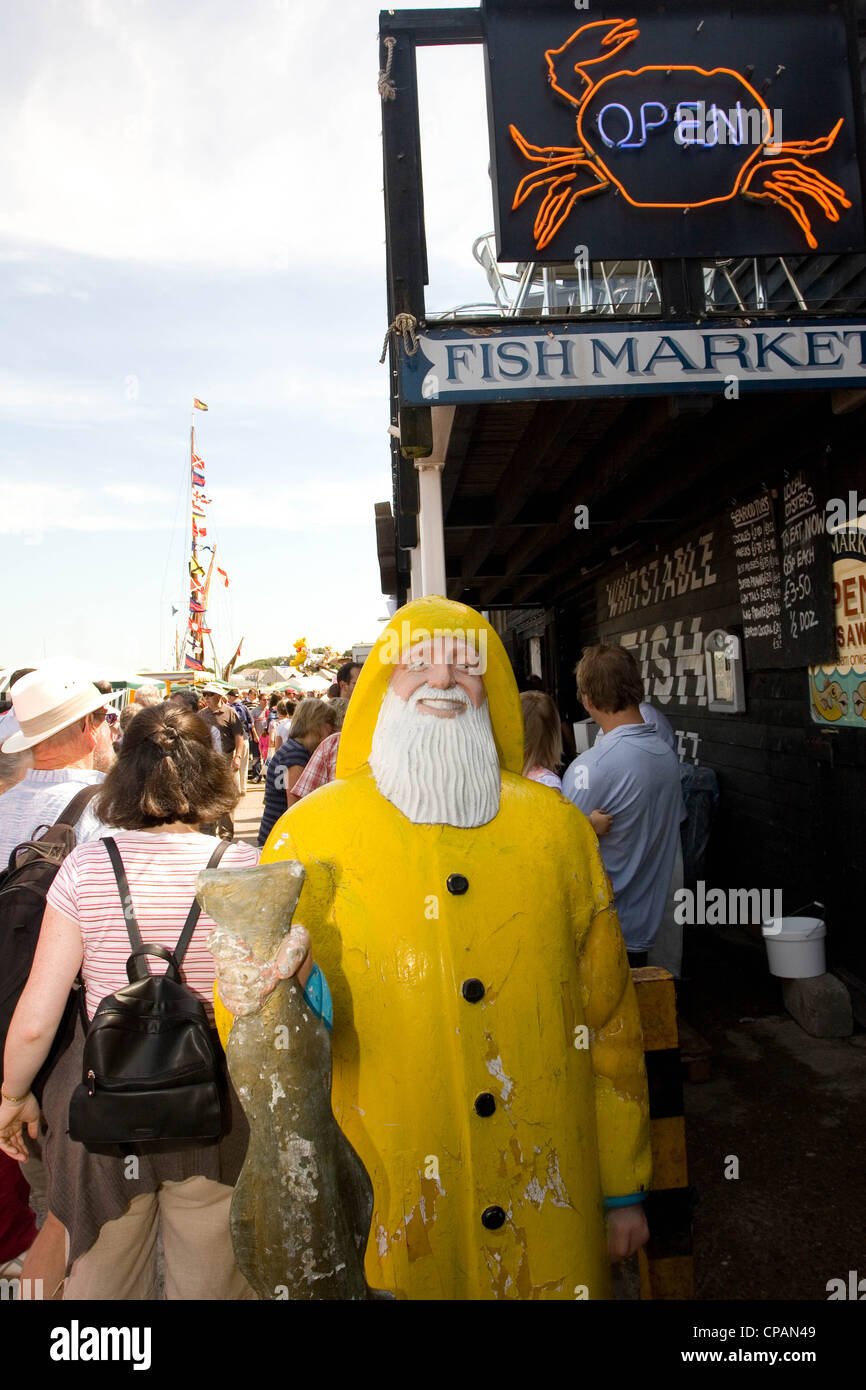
top-left (193, 399), bottom-right (208, 411)
top-left (217, 567), bottom-right (229, 588)
top-left (192, 471), bottom-right (206, 487)
top-left (184, 655), bottom-right (205, 671)
top-left (222, 637), bottom-right (244, 681)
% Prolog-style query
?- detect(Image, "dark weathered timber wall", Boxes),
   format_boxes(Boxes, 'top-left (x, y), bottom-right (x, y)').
top-left (554, 464), bottom-right (866, 983)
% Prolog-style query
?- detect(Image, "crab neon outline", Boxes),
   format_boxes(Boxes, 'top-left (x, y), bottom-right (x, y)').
top-left (509, 17), bottom-right (852, 251)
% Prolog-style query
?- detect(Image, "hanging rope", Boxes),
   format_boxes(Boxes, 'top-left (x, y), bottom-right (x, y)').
top-left (378, 36), bottom-right (397, 100)
top-left (380, 312), bottom-right (420, 364)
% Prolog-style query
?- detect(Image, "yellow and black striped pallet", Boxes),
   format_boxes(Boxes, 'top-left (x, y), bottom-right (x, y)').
top-left (632, 965), bottom-right (695, 1300)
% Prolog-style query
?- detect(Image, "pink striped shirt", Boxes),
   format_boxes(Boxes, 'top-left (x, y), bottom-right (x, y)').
top-left (47, 831), bottom-right (259, 1021)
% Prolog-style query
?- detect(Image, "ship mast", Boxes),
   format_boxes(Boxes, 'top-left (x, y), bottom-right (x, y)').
top-left (185, 414), bottom-right (210, 674)
top-left (180, 400), bottom-right (228, 678)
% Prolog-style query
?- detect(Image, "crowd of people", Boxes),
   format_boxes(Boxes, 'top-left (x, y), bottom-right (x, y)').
top-left (0, 640), bottom-right (685, 1299)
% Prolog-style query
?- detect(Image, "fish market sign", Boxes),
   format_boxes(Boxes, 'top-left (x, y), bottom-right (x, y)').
top-left (399, 321), bottom-right (866, 406)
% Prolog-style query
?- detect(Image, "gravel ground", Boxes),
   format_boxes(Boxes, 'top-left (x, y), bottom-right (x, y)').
top-left (679, 925), bottom-right (866, 1301)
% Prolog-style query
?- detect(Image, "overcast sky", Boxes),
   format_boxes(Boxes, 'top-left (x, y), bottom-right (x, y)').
top-left (0, 0), bottom-right (493, 672)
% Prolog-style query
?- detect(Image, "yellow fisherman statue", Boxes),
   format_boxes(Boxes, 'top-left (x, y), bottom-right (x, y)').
top-left (214, 597), bottom-right (651, 1299)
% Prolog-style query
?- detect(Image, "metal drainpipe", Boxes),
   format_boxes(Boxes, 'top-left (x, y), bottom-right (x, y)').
top-left (414, 459), bottom-right (446, 597)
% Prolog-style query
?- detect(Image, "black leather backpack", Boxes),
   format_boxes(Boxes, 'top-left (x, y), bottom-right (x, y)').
top-left (0, 783), bottom-right (100, 1100)
top-left (68, 836), bottom-right (230, 1154)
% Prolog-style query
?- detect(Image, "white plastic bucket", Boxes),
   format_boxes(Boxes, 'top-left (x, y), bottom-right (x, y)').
top-left (762, 916), bottom-right (826, 979)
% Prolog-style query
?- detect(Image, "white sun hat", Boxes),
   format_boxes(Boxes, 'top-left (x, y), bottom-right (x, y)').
top-left (1, 661), bottom-right (112, 754)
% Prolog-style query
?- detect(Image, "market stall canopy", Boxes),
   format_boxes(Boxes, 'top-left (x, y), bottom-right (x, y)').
top-left (102, 671), bottom-right (165, 691)
top-left (138, 670), bottom-right (208, 684)
top-left (263, 677), bottom-right (306, 696)
top-left (294, 672), bottom-right (331, 693)
top-left (239, 665), bottom-right (297, 688)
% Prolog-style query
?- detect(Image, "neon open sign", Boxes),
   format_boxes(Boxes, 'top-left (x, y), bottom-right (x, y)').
top-left (484, 4), bottom-right (866, 261)
top-left (596, 100), bottom-right (778, 150)
top-left (510, 21), bottom-right (849, 250)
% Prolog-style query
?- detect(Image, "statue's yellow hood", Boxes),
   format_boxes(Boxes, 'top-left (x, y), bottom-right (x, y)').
top-left (336, 596), bottom-right (524, 778)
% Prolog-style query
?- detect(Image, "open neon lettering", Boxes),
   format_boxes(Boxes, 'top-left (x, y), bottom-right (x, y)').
top-left (673, 101), bottom-right (774, 148)
top-left (598, 99), bottom-right (774, 149)
top-left (597, 100), bottom-right (667, 148)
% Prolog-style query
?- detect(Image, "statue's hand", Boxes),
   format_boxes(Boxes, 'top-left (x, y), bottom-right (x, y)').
top-left (606, 1204), bottom-right (649, 1261)
top-left (209, 924), bottom-right (312, 1017)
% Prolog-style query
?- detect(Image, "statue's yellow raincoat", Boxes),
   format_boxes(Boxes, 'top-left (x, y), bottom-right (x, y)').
top-left (217, 598), bottom-right (650, 1299)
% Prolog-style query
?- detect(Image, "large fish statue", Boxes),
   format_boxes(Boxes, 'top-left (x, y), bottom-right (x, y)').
top-left (197, 860), bottom-right (384, 1300)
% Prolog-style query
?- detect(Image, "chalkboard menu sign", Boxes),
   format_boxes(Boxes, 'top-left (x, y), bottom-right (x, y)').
top-left (730, 493), bottom-right (783, 667)
top-left (730, 477), bottom-right (836, 669)
top-left (778, 471), bottom-right (836, 667)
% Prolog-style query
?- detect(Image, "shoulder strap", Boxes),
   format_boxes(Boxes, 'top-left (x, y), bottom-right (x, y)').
top-left (54, 783), bottom-right (100, 831)
top-left (103, 837), bottom-right (144, 955)
top-left (173, 838), bottom-right (232, 966)
top-left (103, 835), bottom-right (233, 968)
top-left (2, 783), bottom-right (101, 876)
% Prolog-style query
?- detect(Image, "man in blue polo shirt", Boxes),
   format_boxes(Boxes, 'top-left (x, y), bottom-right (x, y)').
top-left (562, 645), bottom-right (684, 966)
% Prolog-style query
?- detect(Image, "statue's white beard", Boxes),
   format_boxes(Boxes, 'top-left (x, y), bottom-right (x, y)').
top-left (369, 685), bottom-right (501, 827)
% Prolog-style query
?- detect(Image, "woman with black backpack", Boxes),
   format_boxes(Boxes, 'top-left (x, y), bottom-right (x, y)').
top-left (0, 702), bottom-right (287, 1300)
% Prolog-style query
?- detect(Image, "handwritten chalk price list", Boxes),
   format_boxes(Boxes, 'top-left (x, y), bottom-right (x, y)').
top-left (730, 493), bottom-right (783, 668)
top-left (778, 471), bottom-right (835, 666)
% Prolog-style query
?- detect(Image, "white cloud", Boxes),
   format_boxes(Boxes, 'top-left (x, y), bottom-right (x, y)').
top-left (0, 1), bottom-right (492, 307)
top-left (102, 482), bottom-right (173, 505)
top-left (216, 478), bottom-right (381, 530)
top-left (0, 359), bottom-right (385, 429)
top-left (0, 1), bottom-right (387, 271)
top-left (0, 480), bottom-right (167, 535)
top-left (205, 367), bottom-right (385, 415)
top-left (0, 374), bottom-right (145, 426)
top-left (0, 475), bottom-right (380, 536)
top-left (0, 0), bottom-right (482, 669)
top-left (10, 275), bottom-right (91, 300)
top-left (416, 46), bottom-right (497, 288)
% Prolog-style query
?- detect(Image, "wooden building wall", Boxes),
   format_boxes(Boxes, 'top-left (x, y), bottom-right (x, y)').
top-left (552, 458), bottom-right (866, 991)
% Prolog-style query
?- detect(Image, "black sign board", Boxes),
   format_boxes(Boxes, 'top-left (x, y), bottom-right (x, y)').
top-left (484, 0), bottom-right (866, 261)
top-left (730, 492), bottom-right (785, 667)
top-left (778, 470), bottom-right (836, 665)
top-left (730, 478), bottom-right (835, 668)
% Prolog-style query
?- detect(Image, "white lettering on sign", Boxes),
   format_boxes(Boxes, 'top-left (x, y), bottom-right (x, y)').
top-left (616, 618), bottom-right (708, 707)
top-left (675, 731), bottom-right (701, 764)
top-left (603, 535), bottom-right (717, 619)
